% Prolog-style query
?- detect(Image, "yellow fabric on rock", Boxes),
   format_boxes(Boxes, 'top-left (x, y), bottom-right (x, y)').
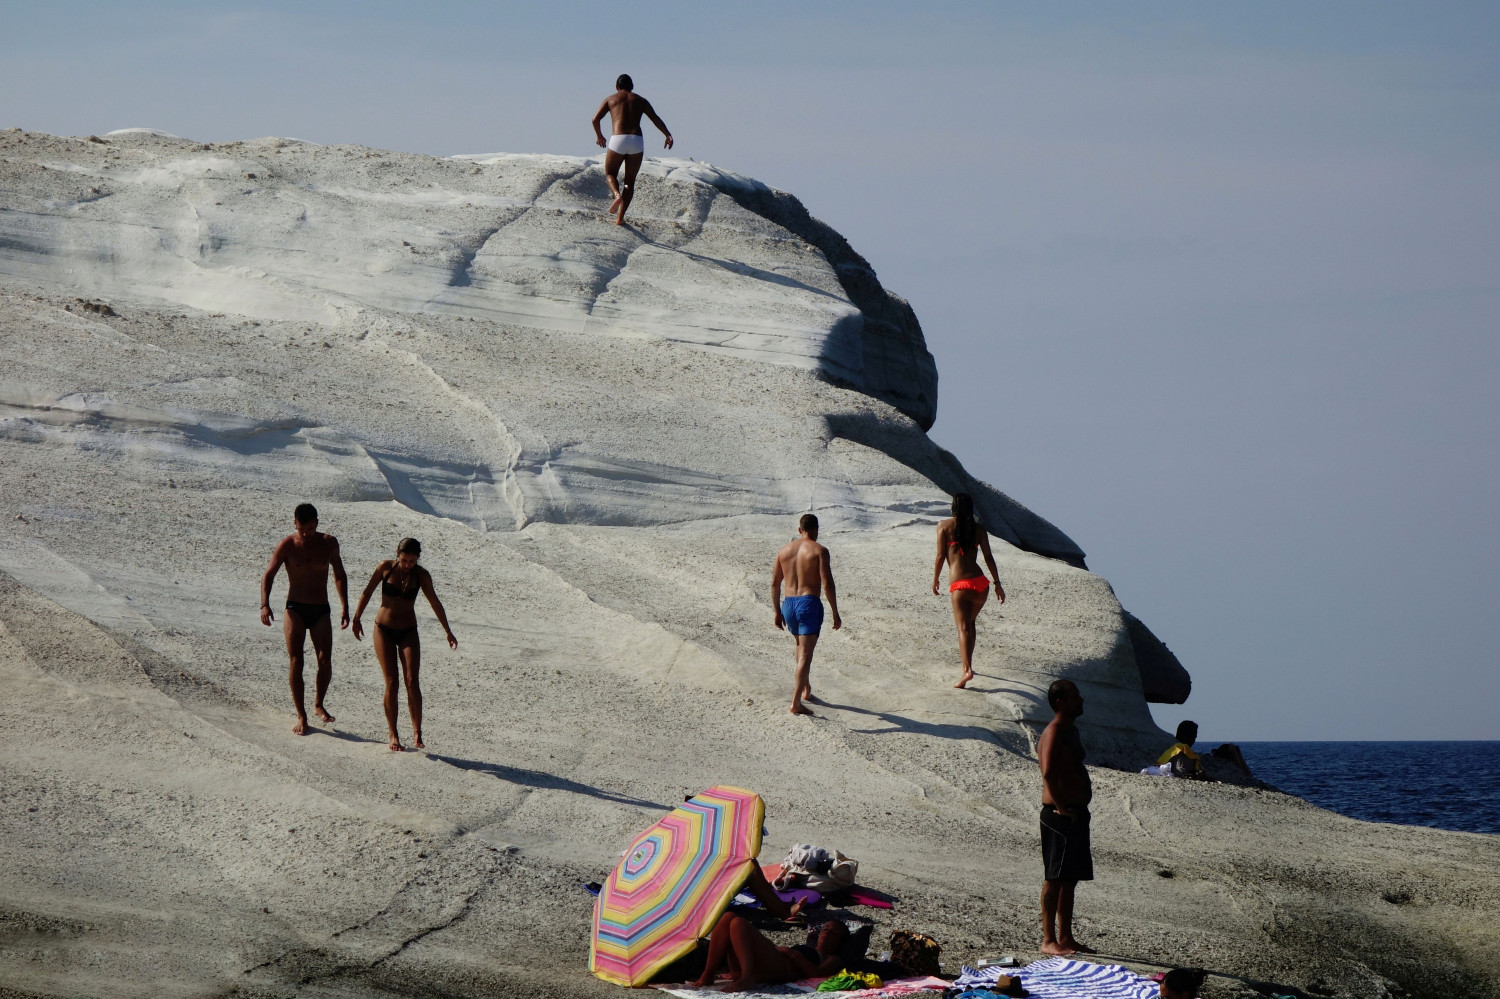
top-left (1157, 742), bottom-right (1202, 768)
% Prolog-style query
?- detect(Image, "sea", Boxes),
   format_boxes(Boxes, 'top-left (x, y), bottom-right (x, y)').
top-left (1235, 741), bottom-right (1500, 836)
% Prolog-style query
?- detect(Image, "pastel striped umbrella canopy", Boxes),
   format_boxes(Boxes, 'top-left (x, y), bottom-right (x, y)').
top-left (590, 785), bottom-right (764, 987)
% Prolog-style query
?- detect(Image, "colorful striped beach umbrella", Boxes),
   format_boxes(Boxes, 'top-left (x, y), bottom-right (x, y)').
top-left (589, 785), bottom-right (765, 987)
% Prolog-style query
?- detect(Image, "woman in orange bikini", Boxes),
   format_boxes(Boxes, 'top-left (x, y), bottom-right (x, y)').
top-left (351, 538), bottom-right (458, 751)
top-left (932, 493), bottom-right (1005, 689)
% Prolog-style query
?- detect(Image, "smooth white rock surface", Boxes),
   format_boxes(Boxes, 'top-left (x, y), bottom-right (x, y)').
top-left (0, 130), bottom-right (1494, 999)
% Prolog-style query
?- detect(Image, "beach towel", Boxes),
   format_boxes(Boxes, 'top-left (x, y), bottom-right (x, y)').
top-left (730, 887), bottom-right (823, 909)
top-left (845, 887), bottom-right (893, 909)
top-left (956, 958), bottom-right (1158, 999)
top-left (654, 974), bottom-right (948, 998)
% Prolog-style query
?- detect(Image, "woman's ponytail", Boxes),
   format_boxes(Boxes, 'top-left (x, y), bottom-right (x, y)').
top-left (952, 493), bottom-right (976, 549)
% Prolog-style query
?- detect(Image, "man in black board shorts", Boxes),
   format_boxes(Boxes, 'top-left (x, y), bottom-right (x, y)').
top-left (259, 503), bottom-right (350, 735)
top-left (591, 73), bottom-right (673, 225)
top-left (1038, 678), bottom-right (1095, 956)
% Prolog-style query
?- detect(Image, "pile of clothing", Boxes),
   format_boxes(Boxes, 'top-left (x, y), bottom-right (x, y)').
top-left (773, 844), bottom-right (860, 893)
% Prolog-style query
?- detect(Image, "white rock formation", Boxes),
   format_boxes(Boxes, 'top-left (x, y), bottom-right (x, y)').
top-left (0, 130), bottom-right (1493, 999)
top-left (6, 130), bottom-right (937, 428)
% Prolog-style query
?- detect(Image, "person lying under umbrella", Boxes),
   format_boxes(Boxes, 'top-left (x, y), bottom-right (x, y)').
top-left (692, 910), bottom-right (848, 993)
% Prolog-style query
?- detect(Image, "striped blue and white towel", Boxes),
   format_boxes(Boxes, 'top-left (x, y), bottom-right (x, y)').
top-left (956, 958), bottom-right (1159, 999)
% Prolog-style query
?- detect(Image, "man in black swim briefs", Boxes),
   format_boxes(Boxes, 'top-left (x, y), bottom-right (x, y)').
top-left (260, 503), bottom-right (350, 736)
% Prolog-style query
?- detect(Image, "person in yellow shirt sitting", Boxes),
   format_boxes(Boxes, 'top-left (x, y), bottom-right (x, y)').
top-left (1147, 721), bottom-right (1218, 780)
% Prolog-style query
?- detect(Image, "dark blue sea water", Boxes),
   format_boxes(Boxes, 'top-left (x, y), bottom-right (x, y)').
top-left (1235, 741), bottom-right (1500, 836)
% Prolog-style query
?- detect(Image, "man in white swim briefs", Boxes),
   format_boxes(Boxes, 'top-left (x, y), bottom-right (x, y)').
top-left (591, 73), bottom-right (673, 225)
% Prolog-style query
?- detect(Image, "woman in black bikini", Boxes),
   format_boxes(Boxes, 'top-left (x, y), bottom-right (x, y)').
top-left (351, 538), bottom-right (458, 751)
top-left (692, 867), bottom-right (838, 992)
top-left (932, 493), bottom-right (1005, 689)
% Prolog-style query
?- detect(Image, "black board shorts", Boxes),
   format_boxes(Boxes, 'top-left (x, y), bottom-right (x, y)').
top-left (1040, 804), bottom-right (1094, 882)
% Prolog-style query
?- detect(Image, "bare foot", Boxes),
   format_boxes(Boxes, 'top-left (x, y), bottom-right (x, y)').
top-left (954, 672), bottom-right (974, 689)
top-left (292, 716), bottom-right (308, 736)
top-left (1059, 937), bottom-right (1094, 954)
top-left (314, 706), bottom-right (335, 724)
top-left (388, 736), bottom-right (404, 753)
top-left (608, 193), bottom-right (623, 214)
top-left (1040, 940), bottom-right (1076, 956)
top-left (614, 215), bottom-right (627, 227)
top-left (789, 703), bottom-right (813, 716)
top-left (413, 732), bottom-right (426, 750)
top-left (804, 692), bottom-right (819, 704)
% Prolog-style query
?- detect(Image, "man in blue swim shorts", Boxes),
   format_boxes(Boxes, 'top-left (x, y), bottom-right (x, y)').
top-left (771, 514), bottom-right (842, 715)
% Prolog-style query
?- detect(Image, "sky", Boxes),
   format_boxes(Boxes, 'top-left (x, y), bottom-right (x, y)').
top-left (4, 1), bottom-right (1497, 739)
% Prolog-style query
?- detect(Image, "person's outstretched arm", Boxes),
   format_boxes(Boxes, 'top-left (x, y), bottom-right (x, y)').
top-left (420, 570), bottom-right (458, 649)
top-left (259, 539), bottom-right (288, 626)
top-left (821, 546), bottom-right (842, 630)
top-left (330, 537), bottom-right (351, 629)
top-left (771, 555), bottom-right (786, 631)
top-left (350, 561), bottom-right (387, 641)
top-left (643, 100), bottom-right (674, 149)
top-left (932, 524), bottom-right (947, 595)
top-left (591, 99), bottom-right (611, 148)
top-left (978, 526), bottom-right (1005, 604)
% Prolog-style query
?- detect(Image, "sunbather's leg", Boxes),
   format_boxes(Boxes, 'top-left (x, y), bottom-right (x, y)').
top-left (723, 916), bottom-right (797, 992)
top-left (742, 862), bottom-right (783, 910)
top-left (693, 912), bottom-right (738, 987)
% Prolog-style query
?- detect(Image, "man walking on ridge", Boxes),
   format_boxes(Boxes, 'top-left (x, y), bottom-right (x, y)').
top-left (591, 73), bottom-right (673, 226)
top-left (771, 513), bottom-right (842, 715)
top-left (1038, 678), bottom-right (1095, 956)
top-left (260, 503), bottom-right (350, 736)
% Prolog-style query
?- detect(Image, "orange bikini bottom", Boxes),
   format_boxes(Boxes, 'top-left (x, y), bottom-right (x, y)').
top-left (949, 576), bottom-right (991, 594)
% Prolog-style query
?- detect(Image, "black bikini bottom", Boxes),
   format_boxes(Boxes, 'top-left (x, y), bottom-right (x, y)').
top-left (285, 600), bottom-right (331, 628)
top-left (377, 622), bottom-right (419, 647)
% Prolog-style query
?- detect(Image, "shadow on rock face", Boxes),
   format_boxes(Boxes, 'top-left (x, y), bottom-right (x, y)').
top-left (824, 409), bottom-right (1086, 568)
top-left (821, 699), bottom-right (1033, 759)
top-left (425, 753), bottom-right (669, 811)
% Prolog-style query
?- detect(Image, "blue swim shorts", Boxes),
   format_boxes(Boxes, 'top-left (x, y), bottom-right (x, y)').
top-left (780, 595), bottom-right (824, 636)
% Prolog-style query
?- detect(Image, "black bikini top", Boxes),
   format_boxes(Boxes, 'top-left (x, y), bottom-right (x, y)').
top-left (382, 568), bottom-right (420, 601)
